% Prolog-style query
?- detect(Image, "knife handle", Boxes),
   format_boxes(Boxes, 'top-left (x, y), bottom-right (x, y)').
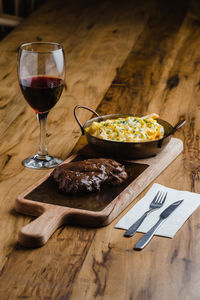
top-left (124, 211), bottom-right (150, 237)
top-left (134, 218), bottom-right (163, 250)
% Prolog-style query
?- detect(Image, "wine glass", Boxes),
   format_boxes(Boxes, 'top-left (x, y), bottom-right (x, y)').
top-left (17, 42), bottom-right (65, 169)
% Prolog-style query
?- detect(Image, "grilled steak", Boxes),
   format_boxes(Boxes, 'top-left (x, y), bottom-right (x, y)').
top-left (51, 158), bottom-right (128, 194)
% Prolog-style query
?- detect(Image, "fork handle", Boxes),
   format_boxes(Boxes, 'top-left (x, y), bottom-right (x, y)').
top-left (124, 210), bottom-right (151, 237)
top-left (134, 218), bottom-right (163, 250)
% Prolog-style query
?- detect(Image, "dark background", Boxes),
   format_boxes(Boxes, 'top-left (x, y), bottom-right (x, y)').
top-left (0, 0), bottom-right (46, 39)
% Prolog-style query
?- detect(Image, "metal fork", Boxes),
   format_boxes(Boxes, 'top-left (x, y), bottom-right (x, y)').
top-left (124, 191), bottom-right (167, 237)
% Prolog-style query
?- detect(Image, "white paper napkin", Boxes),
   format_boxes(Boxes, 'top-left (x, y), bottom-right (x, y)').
top-left (115, 183), bottom-right (200, 238)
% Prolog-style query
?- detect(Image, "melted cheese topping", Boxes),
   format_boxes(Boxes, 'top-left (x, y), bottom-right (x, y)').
top-left (85, 116), bottom-right (164, 142)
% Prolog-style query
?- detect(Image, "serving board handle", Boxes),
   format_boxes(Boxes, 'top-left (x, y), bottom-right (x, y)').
top-left (18, 207), bottom-right (70, 248)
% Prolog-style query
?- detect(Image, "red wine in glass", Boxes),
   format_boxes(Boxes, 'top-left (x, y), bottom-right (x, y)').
top-left (20, 76), bottom-right (64, 113)
top-left (18, 42), bottom-right (65, 169)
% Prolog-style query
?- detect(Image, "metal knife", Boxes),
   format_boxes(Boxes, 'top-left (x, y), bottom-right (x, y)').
top-left (134, 200), bottom-right (184, 250)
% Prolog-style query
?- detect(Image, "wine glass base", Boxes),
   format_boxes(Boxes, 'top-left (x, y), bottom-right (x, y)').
top-left (22, 154), bottom-right (63, 169)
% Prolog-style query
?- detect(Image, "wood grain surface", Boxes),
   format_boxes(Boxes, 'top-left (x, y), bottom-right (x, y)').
top-left (0, 0), bottom-right (199, 299)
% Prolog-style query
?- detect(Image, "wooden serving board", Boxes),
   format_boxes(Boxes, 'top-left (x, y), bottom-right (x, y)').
top-left (15, 138), bottom-right (183, 248)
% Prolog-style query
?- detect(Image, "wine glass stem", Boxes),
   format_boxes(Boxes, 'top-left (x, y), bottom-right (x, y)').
top-left (37, 112), bottom-right (48, 158)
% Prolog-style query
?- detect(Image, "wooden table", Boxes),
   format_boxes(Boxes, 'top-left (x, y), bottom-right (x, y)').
top-left (0, 0), bottom-right (199, 299)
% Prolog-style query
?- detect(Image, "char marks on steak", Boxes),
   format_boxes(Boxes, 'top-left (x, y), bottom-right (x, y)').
top-left (51, 158), bottom-right (128, 194)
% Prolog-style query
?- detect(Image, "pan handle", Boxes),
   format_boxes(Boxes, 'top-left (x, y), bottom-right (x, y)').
top-left (173, 119), bottom-right (186, 133)
top-left (159, 119), bottom-right (186, 147)
top-left (164, 119), bottom-right (186, 139)
top-left (74, 105), bottom-right (100, 135)
top-left (18, 207), bottom-right (71, 248)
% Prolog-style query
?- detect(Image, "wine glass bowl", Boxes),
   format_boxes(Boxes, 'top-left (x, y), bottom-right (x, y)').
top-left (18, 42), bottom-right (65, 169)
